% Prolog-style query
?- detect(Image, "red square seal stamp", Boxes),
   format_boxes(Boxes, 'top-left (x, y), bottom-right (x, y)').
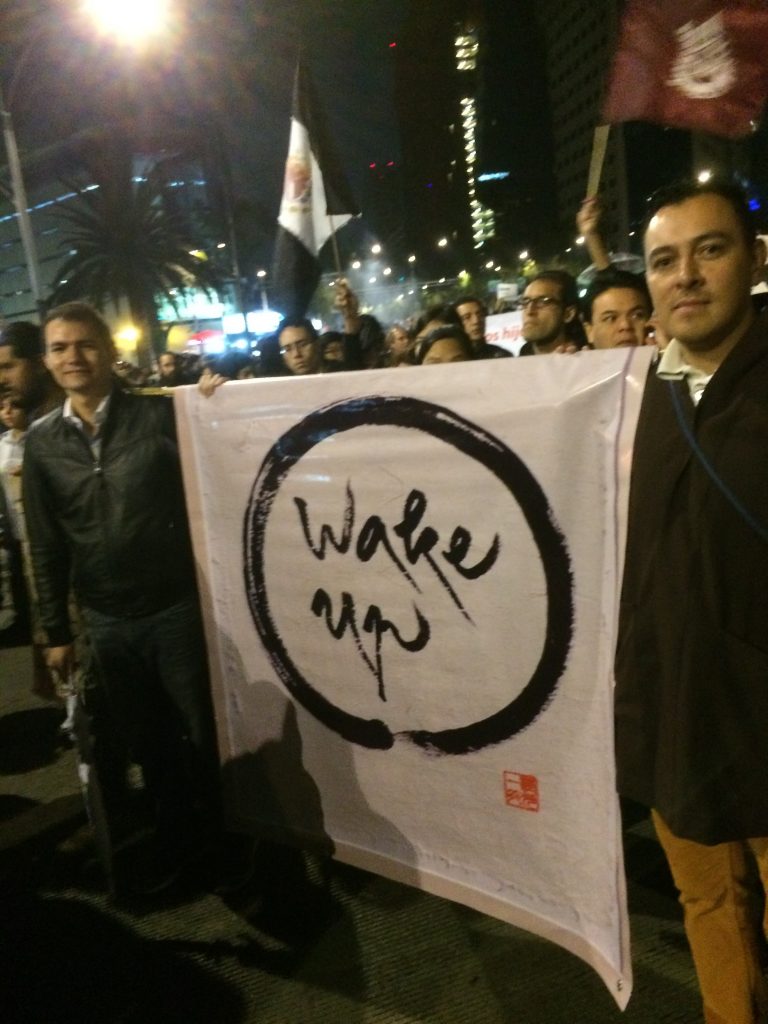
top-left (503, 771), bottom-right (540, 812)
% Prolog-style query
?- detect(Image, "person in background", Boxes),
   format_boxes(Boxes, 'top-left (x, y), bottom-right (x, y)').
top-left (451, 295), bottom-right (510, 359)
top-left (576, 195), bottom-right (612, 272)
top-left (517, 271), bottom-right (584, 355)
top-left (333, 278), bottom-right (386, 368)
top-left (384, 323), bottom-right (414, 367)
top-left (0, 321), bottom-right (62, 417)
top-left (0, 398), bottom-right (29, 644)
top-left (0, 322), bottom-right (62, 686)
top-left (414, 325), bottom-right (475, 365)
top-left (319, 331), bottom-right (346, 366)
top-left (272, 318), bottom-right (322, 376)
top-left (581, 269), bottom-right (652, 349)
top-left (153, 351), bottom-right (185, 387)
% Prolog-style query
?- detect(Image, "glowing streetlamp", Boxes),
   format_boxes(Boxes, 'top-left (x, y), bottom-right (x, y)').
top-left (82, 0), bottom-right (172, 46)
top-left (371, 243), bottom-right (382, 255)
top-left (1, 0), bottom-right (176, 319)
top-left (697, 168), bottom-right (712, 184)
top-left (437, 237), bottom-right (448, 248)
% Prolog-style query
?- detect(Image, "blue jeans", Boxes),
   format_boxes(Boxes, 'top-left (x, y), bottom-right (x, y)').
top-left (83, 594), bottom-right (221, 849)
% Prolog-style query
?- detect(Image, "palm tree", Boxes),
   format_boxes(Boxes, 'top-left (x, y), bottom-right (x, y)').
top-left (49, 139), bottom-right (223, 368)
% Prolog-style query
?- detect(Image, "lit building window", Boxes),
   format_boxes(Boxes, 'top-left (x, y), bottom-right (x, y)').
top-left (455, 34), bottom-right (495, 247)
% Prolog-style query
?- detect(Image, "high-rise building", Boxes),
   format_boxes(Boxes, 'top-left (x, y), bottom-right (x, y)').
top-left (454, 26), bottom-right (495, 250)
top-left (533, 0), bottom-right (628, 250)
top-left (393, 0), bottom-right (475, 274)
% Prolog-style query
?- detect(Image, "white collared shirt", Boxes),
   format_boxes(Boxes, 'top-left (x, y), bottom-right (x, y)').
top-left (63, 392), bottom-right (112, 461)
top-left (656, 338), bottom-right (713, 406)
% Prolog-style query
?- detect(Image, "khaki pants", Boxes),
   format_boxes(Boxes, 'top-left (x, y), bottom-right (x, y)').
top-left (653, 810), bottom-right (768, 1024)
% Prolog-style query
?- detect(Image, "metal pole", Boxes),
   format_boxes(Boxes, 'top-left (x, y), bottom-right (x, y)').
top-left (0, 83), bottom-right (44, 316)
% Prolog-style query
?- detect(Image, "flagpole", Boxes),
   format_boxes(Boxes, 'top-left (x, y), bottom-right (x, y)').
top-left (328, 214), bottom-right (344, 276)
top-left (1, 83), bottom-right (44, 316)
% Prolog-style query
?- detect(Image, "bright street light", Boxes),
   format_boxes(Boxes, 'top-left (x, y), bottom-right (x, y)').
top-left (519, 250), bottom-right (529, 260)
top-left (697, 169), bottom-right (712, 183)
top-left (351, 260), bottom-right (361, 269)
top-left (485, 260), bottom-right (494, 269)
top-left (437, 237), bottom-right (448, 248)
top-left (408, 254), bottom-right (416, 263)
top-left (371, 243), bottom-right (382, 255)
top-left (383, 267), bottom-right (392, 276)
top-left (576, 235), bottom-right (585, 245)
top-left (82, 0), bottom-right (172, 45)
top-left (256, 269), bottom-right (267, 278)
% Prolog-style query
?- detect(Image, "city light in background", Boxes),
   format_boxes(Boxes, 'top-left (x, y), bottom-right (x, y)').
top-left (81, 0), bottom-right (173, 45)
top-left (1, 1), bottom-right (766, 361)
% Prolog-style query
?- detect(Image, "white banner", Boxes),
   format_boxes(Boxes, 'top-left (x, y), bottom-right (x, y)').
top-left (174, 349), bottom-right (653, 1009)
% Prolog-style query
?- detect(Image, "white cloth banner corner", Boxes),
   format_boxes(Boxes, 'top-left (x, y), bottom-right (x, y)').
top-left (174, 347), bottom-right (654, 1010)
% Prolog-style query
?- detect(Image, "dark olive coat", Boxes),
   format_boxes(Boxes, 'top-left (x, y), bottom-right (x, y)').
top-left (615, 315), bottom-right (768, 844)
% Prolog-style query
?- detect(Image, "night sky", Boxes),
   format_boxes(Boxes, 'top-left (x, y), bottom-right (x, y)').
top-left (2, 0), bottom-right (409, 220)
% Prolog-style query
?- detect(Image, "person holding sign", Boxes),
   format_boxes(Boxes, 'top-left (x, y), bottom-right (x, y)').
top-left (615, 178), bottom-right (768, 1024)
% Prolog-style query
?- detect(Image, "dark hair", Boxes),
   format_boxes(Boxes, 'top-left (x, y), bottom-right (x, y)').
top-left (0, 320), bottom-right (43, 359)
top-left (642, 177), bottom-right (757, 244)
top-left (582, 269), bottom-right (651, 323)
top-left (276, 317), bottom-right (318, 345)
top-left (451, 294), bottom-right (487, 317)
top-left (414, 304), bottom-right (461, 337)
top-left (212, 351), bottom-right (257, 379)
top-left (526, 270), bottom-right (578, 310)
top-left (319, 330), bottom-right (344, 350)
top-left (415, 325), bottom-right (475, 364)
top-left (43, 301), bottom-right (113, 347)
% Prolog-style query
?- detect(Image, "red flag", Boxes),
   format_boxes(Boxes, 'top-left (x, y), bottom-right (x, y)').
top-left (603, 0), bottom-right (768, 139)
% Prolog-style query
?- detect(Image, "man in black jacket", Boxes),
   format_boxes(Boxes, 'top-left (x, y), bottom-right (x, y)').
top-left (23, 302), bottom-right (222, 892)
top-left (615, 180), bottom-right (768, 1024)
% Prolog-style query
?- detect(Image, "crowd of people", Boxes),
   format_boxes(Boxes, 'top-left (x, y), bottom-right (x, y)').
top-left (1, 176), bottom-right (768, 1024)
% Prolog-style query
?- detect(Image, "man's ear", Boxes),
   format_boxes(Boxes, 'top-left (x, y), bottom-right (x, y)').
top-left (583, 319), bottom-right (594, 345)
top-left (751, 237), bottom-right (767, 286)
top-left (563, 304), bottom-right (577, 324)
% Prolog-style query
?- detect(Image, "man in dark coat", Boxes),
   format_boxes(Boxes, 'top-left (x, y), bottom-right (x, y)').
top-left (22, 302), bottom-right (226, 894)
top-left (615, 179), bottom-right (768, 1024)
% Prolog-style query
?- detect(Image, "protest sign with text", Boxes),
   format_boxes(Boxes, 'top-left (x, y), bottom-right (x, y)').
top-left (175, 349), bottom-right (653, 1008)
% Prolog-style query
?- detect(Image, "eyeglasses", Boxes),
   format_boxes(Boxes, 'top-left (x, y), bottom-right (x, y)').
top-left (280, 339), bottom-right (314, 356)
top-left (519, 296), bottom-right (562, 311)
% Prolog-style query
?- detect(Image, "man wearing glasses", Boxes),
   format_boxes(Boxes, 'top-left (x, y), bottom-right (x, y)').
top-left (278, 319), bottom-right (324, 375)
top-left (517, 271), bottom-right (582, 355)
